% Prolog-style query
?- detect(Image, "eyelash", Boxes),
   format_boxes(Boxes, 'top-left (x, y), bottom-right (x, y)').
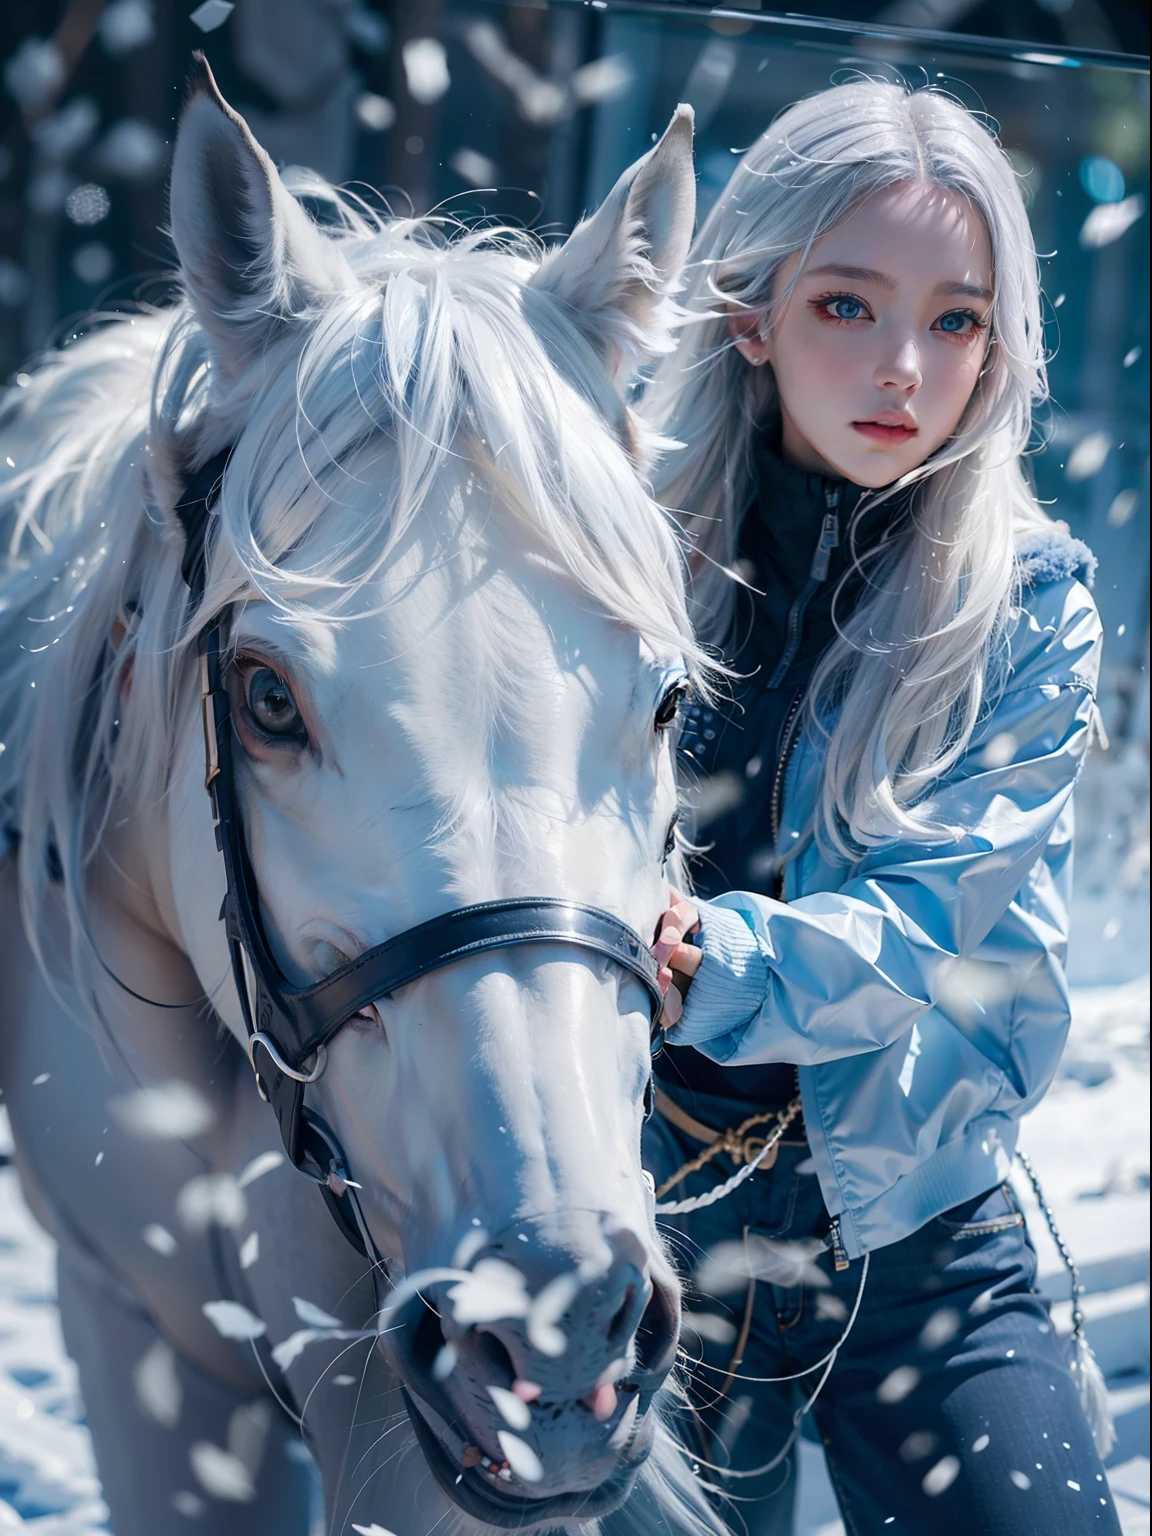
top-left (808, 293), bottom-right (990, 339)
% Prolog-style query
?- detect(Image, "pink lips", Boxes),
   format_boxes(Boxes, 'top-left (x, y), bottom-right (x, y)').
top-left (852, 417), bottom-right (918, 444)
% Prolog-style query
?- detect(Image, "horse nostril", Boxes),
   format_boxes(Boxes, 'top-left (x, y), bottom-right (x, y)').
top-left (608, 1282), bottom-right (639, 1348)
top-left (633, 1277), bottom-right (679, 1382)
top-left (473, 1327), bottom-right (517, 1388)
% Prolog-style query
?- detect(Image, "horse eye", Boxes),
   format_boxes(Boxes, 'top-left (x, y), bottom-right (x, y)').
top-left (245, 666), bottom-right (305, 739)
top-left (663, 813), bottom-right (681, 863)
top-left (655, 681), bottom-right (688, 731)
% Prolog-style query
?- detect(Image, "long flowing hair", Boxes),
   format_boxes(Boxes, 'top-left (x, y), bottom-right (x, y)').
top-left (644, 81), bottom-right (1052, 858)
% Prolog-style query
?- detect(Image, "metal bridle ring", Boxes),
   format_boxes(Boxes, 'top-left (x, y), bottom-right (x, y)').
top-left (248, 1031), bottom-right (328, 1086)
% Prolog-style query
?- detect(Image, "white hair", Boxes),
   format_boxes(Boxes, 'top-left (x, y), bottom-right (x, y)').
top-left (0, 202), bottom-right (707, 981)
top-left (644, 80), bottom-right (1052, 859)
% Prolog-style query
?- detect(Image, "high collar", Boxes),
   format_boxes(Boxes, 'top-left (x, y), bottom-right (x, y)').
top-left (751, 427), bottom-right (851, 510)
top-left (746, 429), bottom-right (902, 582)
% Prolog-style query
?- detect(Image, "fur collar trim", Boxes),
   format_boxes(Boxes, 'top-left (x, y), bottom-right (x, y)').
top-left (1016, 525), bottom-right (1096, 589)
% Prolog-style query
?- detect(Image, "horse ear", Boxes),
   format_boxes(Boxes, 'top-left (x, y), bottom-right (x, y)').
top-left (169, 54), bottom-right (353, 382)
top-left (530, 105), bottom-right (695, 379)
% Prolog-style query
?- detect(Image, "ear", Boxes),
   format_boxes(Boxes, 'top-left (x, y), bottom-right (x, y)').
top-left (727, 307), bottom-right (772, 367)
top-left (530, 105), bottom-right (695, 379)
top-left (169, 54), bottom-right (354, 382)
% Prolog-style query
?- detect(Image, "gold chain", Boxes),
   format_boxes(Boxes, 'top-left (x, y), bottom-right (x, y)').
top-left (654, 1095), bottom-right (802, 1200)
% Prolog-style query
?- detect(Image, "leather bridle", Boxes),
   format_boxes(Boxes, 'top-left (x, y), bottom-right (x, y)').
top-left (176, 449), bottom-right (666, 1256)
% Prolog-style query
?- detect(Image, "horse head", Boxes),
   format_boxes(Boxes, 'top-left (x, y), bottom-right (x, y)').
top-left (155, 61), bottom-right (706, 1525)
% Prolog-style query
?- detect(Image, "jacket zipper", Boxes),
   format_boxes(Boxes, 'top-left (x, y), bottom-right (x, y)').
top-left (769, 685), bottom-right (805, 902)
top-left (828, 1217), bottom-right (850, 1272)
top-left (764, 485), bottom-right (841, 692)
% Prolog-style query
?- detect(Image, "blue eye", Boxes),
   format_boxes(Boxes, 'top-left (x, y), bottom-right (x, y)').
top-left (937, 310), bottom-right (982, 335)
top-left (829, 297), bottom-right (865, 321)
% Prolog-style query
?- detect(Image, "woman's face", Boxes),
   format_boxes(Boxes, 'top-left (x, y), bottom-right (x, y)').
top-left (730, 180), bottom-right (994, 487)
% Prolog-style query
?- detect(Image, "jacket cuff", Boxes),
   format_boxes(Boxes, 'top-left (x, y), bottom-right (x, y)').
top-left (669, 901), bottom-right (768, 1051)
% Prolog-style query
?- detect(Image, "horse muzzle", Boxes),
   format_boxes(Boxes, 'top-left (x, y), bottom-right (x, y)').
top-left (380, 1241), bottom-right (680, 1523)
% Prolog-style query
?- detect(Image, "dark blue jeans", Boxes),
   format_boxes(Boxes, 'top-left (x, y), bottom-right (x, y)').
top-left (643, 1086), bottom-right (1122, 1536)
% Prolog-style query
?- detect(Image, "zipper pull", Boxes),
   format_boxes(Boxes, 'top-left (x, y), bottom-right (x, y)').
top-left (809, 487), bottom-right (841, 583)
top-left (828, 1217), bottom-right (850, 1272)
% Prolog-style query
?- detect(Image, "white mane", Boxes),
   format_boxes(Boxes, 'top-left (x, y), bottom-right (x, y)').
top-left (0, 204), bottom-right (707, 968)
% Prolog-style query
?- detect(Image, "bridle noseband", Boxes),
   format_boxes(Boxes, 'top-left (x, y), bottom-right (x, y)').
top-left (177, 449), bottom-right (665, 1255)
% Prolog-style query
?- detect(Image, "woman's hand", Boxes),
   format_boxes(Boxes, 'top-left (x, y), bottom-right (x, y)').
top-left (652, 889), bottom-right (702, 1027)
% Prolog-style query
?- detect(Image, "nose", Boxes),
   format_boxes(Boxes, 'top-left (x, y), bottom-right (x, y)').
top-left (875, 334), bottom-right (922, 393)
top-left (437, 1217), bottom-right (679, 1404)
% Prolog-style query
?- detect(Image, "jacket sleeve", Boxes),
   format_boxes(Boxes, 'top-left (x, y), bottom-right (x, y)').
top-left (672, 577), bottom-right (1102, 1066)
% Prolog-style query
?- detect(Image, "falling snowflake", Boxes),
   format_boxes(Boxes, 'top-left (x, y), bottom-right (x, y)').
top-left (176, 1172), bottom-right (246, 1231)
top-left (450, 148), bottom-right (497, 187)
top-left (488, 1384), bottom-right (531, 1429)
top-left (446, 1258), bottom-right (531, 1326)
top-left (497, 1430), bottom-right (544, 1483)
top-left (1080, 196), bottom-right (1144, 250)
top-left (201, 1300), bottom-right (267, 1341)
top-left (72, 242), bottom-right (114, 285)
top-left (190, 0), bottom-right (234, 33)
top-left (570, 56), bottom-right (633, 105)
top-left (110, 1080), bottom-right (216, 1139)
top-left (190, 1441), bottom-right (255, 1501)
top-left (876, 1365), bottom-right (920, 1404)
top-left (237, 1149), bottom-right (284, 1188)
top-left (403, 39), bottom-right (450, 105)
top-left (3, 37), bottom-right (65, 114)
top-left (64, 183), bottom-right (111, 227)
top-left (697, 1236), bottom-right (830, 1294)
top-left (134, 1339), bottom-right (182, 1427)
top-left (31, 98), bottom-right (100, 162)
top-left (922, 1456), bottom-right (960, 1496)
top-left (100, 0), bottom-right (156, 55)
top-left (355, 93), bottom-right (396, 132)
top-left (97, 119), bottom-right (166, 180)
top-left (1065, 431), bottom-right (1112, 483)
top-left (293, 1296), bottom-right (342, 1329)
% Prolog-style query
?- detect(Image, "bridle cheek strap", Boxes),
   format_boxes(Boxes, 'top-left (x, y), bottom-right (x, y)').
top-left (196, 622), bottom-right (665, 1250)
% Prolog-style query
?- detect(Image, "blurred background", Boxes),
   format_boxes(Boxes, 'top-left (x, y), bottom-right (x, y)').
top-left (0, 4), bottom-right (1147, 1532)
top-left (0, 1), bottom-right (1147, 990)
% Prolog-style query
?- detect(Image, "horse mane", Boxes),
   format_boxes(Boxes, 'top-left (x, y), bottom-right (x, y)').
top-left (0, 196), bottom-right (708, 981)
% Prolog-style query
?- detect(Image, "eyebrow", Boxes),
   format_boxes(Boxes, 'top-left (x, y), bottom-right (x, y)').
top-left (804, 264), bottom-right (896, 289)
top-left (803, 263), bottom-right (993, 303)
top-left (933, 279), bottom-right (994, 301)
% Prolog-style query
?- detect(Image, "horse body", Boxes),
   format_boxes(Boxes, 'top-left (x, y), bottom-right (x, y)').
top-left (0, 61), bottom-right (720, 1536)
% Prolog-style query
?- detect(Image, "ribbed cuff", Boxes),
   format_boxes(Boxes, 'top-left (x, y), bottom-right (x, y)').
top-left (670, 901), bottom-right (768, 1050)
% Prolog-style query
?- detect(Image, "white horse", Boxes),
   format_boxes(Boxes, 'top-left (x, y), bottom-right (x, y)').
top-left (0, 61), bottom-right (722, 1536)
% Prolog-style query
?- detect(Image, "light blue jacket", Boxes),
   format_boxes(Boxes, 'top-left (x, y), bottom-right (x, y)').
top-left (672, 529), bottom-right (1102, 1259)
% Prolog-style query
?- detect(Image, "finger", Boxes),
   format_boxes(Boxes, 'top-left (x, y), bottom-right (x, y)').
top-left (668, 891), bottom-right (701, 933)
top-left (653, 900), bottom-right (701, 968)
top-left (670, 941), bottom-right (702, 979)
top-left (653, 924), bottom-right (686, 967)
top-left (660, 984), bottom-right (683, 1028)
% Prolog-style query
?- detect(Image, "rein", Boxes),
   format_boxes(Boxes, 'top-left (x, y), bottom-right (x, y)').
top-left (175, 448), bottom-right (665, 1257)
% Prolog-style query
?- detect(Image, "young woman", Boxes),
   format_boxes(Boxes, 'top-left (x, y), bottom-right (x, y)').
top-left (642, 82), bottom-right (1116, 1535)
